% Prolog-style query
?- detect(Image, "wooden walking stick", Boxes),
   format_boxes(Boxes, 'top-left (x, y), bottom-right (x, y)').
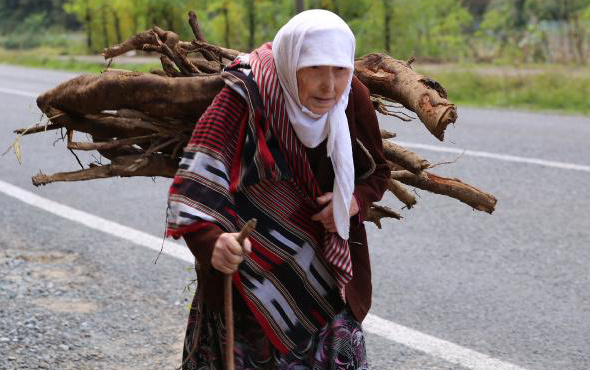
top-left (225, 219), bottom-right (257, 370)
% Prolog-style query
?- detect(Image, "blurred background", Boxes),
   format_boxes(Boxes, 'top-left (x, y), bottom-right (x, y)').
top-left (0, 0), bottom-right (589, 114)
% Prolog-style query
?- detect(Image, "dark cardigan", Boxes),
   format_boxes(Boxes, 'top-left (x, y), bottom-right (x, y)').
top-left (183, 76), bottom-right (389, 322)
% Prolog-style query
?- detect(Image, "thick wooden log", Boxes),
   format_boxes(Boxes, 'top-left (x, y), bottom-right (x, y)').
top-left (355, 54), bottom-right (457, 141)
top-left (36, 71), bottom-right (224, 121)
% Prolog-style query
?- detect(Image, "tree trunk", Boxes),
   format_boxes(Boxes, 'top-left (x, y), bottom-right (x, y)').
top-left (246, 0), bottom-right (255, 50)
top-left (222, 2), bottom-right (230, 48)
top-left (383, 0), bottom-right (392, 54)
top-left (100, 5), bottom-right (109, 49)
top-left (332, 0), bottom-right (340, 15)
top-left (295, 0), bottom-right (304, 14)
top-left (113, 10), bottom-right (123, 44)
top-left (85, 4), bottom-right (92, 51)
top-left (514, 0), bottom-right (526, 30)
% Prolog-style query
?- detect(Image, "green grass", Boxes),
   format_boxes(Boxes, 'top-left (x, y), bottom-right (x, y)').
top-left (0, 48), bottom-right (160, 74)
top-left (417, 66), bottom-right (590, 115)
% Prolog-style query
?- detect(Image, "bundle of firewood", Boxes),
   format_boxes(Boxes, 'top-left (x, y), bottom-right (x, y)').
top-left (14, 11), bottom-right (496, 227)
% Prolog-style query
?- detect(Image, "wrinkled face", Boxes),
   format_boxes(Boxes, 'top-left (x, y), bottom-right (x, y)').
top-left (296, 65), bottom-right (350, 115)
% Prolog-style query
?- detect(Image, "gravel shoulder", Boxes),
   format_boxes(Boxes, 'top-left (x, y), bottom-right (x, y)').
top-left (0, 197), bottom-right (193, 370)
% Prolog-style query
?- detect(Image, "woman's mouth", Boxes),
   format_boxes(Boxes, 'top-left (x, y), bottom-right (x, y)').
top-left (313, 97), bottom-right (334, 105)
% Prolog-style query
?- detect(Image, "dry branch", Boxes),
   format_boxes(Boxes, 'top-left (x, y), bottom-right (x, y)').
top-left (389, 168), bottom-right (497, 213)
top-left (32, 154), bottom-right (178, 186)
top-left (102, 29), bottom-right (158, 59)
top-left (380, 129), bottom-right (396, 139)
top-left (386, 179), bottom-right (417, 209)
top-left (14, 123), bottom-right (62, 136)
top-left (366, 205), bottom-right (402, 229)
top-left (382, 139), bottom-right (430, 173)
top-left (188, 10), bottom-right (206, 42)
top-left (67, 134), bottom-right (159, 151)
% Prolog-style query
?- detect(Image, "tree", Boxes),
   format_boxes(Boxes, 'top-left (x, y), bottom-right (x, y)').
top-left (295, 0), bottom-right (304, 13)
top-left (245, 0), bottom-right (255, 50)
top-left (0, 0), bottom-right (80, 34)
top-left (383, 0), bottom-right (392, 53)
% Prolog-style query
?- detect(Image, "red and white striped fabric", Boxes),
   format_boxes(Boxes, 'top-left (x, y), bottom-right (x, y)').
top-left (245, 43), bottom-right (353, 288)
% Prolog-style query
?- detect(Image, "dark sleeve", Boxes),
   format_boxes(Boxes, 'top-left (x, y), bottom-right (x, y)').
top-left (350, 77), bottom-right (390, 223)
top-left (182, 222), bottom-right (224, 270)
top-left (182, 222), bottom-right (225, 311)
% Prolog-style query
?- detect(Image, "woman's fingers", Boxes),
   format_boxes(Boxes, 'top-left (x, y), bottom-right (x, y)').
top-left (312, 202), bottom-right (338, 232)
top-left (316, 192), bottom-right (333, 205)
top-left (242, 237), bottom-right (252, 253)
top-left (212, 233), bottom-right (251, 273)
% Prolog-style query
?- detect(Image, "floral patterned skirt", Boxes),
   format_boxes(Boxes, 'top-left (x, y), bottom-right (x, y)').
top-left (181, 291), bottom-right (368, 370)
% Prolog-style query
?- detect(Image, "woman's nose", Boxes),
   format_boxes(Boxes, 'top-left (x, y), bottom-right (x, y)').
top-left (318, 69), bottom-right (335, 93)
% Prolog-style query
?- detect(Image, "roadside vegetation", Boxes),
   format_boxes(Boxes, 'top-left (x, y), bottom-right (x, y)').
top-left (0, 48), bottom-right (159, 74)
top-left (418, 66), bottom-right (590, 115)
top-left (0, 0), bottom-right (589, 114)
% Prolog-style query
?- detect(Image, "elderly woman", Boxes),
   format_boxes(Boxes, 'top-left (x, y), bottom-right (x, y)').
top-left (167, 9), bottom-right (389, 370)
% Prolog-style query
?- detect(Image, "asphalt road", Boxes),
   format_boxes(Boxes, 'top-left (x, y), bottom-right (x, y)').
top-left (1, 64), bottom-right (589, 370)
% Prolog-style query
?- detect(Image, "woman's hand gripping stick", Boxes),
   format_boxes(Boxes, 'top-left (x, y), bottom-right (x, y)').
top-left (224, 218), bottom-right (257, 370)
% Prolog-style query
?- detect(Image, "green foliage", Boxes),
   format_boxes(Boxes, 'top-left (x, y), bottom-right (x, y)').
top-left (0, 47), bottom-right (160, 73)
top-left (0, 0), bottom-right (80, 34)
top-left (352, 0), bottom-right (473, 60)
top-left (526, 0), bottom-right (590, 21)
top-left (419, 66), bottom-right (590, 114)
top-left (0, 0), bottom-right (588, 63)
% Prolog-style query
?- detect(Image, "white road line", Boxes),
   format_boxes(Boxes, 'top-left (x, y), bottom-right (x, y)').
top-left (364, 314), bottom-right (527, 370)
top-left (0, 87), bottom-right (38, 98)
top-left (395, 140), bottom-right (590, 173)
top-left (0, 178), bottom-right (529, 370)
top-left (0, 179), bottom-right (193, 264)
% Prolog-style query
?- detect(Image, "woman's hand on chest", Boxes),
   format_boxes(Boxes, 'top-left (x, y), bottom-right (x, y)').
top-left (311, 192), bottom-right (359, 232)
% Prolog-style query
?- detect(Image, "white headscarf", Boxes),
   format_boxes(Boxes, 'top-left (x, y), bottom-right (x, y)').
top-left (272, 9), bottom-right (355, 240)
